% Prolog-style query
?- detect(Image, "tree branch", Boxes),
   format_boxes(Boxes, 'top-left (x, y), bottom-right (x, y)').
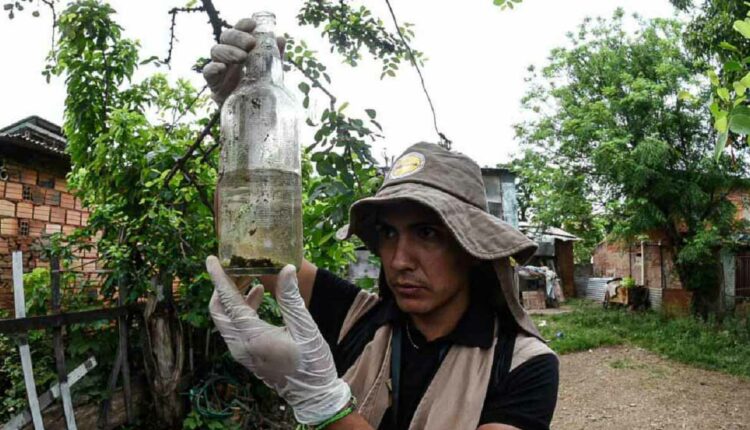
top-left (383, 0), bottom-right (450, 149)
top-left (164, 6), bottom-right (206, 66)
top-left (199, 0), bottom-right (228, 43)
top-left (41, 0), bottom-right (57, 50)
top-left (181, 168), bottom-right (214, 217)
top-left (163, 110), bottom-right (220, 187)
top-left (289, 57), bottom-right (337, 110)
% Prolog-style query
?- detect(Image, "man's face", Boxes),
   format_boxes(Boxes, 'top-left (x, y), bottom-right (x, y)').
top-left (376, 201), bottom-right (475, 317)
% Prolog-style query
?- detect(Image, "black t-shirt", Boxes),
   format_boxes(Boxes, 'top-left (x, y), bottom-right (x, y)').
top-left (309, 268), bottom-right (559, 430)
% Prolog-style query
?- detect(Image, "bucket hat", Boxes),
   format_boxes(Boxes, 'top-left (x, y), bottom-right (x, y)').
top-left (342, 142), bottom-right (543, 340)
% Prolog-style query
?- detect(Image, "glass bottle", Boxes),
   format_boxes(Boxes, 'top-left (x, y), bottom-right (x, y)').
top-left (217, 11), bottom-right (303, 275)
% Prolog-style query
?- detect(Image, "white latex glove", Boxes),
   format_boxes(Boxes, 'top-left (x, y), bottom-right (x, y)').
top-left (203, 18), bottom-right (286, 104)
top-left (206, 256), bottom-right (351, 425)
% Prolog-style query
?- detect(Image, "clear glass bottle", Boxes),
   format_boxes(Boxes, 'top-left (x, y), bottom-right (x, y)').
top-left (217, 11), bottom-right (303, 275)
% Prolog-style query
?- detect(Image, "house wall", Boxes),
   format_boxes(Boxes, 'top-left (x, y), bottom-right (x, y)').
top-left (0, 156), bottom-right (96, 311)
top-left (592, 233), bottom-right (682, 290)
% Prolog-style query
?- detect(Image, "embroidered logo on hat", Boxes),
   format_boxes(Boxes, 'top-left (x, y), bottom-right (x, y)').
top-left (389, 152), bottom-right (425, 179)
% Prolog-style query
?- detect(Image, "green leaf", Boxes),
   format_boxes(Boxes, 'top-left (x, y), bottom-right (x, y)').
top-left (725, 60), bottom-right (743, 72)
top-left (734, 19), bottom-right (750, 39)
top-left (298, 82), bottom-right (310, 94)
top-left (729, 106), bottom-right (750, 134)
top-left (365, 109), bottom-right (376, 119)
top-left (708, 70), bottom-right (720, 86)
top-left (678, 90), bottom-right (693, 101)
top-left (740, 72), bottom-right (750, 88)
top-left (734, 82), bottom-right (747, 96)
top-left (715, 132), bottom-right (728, 161)
top-left (715, 115), bottom-right (728, 133)
top-left (717, 87), bottom-right (730, 101)
top-left (719, 41), bottom-right (740, 53)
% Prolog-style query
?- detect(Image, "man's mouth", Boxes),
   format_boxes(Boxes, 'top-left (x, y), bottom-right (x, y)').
top-left (393, 282), bottom-right (426, 296)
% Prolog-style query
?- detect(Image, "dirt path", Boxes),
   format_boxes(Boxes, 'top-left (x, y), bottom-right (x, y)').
top-left (554, 346), bottom-right (750, 429)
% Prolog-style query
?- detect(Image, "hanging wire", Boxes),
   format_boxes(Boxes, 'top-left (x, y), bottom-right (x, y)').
top-left (383, 0), bottom-right (452, 150)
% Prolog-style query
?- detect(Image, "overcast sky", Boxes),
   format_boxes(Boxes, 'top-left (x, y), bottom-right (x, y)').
top-left (0, 0), bottom-right (679, 167)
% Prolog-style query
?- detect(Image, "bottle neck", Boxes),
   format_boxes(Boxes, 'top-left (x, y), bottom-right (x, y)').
top-left (243, 31), bottom-right (283, 85)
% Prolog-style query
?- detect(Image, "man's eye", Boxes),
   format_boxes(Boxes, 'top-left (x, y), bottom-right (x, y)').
top-left (417, 227), bottom-right (438, 239)
top-left (376, 224), bottom-right (396, 239)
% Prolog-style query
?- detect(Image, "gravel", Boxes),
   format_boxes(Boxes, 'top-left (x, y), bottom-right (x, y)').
top-left (553, 345), bottom-right (750, 429)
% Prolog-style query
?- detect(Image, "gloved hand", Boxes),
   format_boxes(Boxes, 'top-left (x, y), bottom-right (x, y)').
top-left (203, 18), bottom-right (286, 104)
top-left (206, 256), bottom-right (351, 425)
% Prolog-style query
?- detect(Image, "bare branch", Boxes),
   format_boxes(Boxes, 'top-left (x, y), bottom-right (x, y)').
top-left (163, 110), bottom-right (220, 186)
top-left (199, 0), bottom-right (228, 43)
top-left (180, 168), bottom-right (214, 217)
top-left (41, 0), bottom-right (57, 50)
top-left (383, 0), bottom-right (451, 150)
top-left (164, 6), bottom-right (206, 66)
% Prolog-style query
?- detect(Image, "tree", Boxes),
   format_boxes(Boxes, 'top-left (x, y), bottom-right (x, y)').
top-left (508, 150), bottom-right (603, 263)
top-left (515, 10), bottom-right (749, 316)
top-left (25, 0), bottom-right (422, 427)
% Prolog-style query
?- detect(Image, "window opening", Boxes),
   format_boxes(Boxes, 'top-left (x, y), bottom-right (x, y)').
top-left (19, 220), bottom-right (29, 236)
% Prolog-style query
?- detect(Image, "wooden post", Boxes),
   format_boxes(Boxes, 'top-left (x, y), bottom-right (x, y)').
top-left (12, 251), bottom-right (45, 430)
top-left (98, 279), bottom-right (133, 427)
top-left (118, 280), bottom-right (133, 423)
top-left (51, 257), bottom-right (77, 430)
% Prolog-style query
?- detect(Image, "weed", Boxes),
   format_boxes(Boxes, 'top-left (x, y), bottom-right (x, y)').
top-left (534, 299), bottom-right (750, 378)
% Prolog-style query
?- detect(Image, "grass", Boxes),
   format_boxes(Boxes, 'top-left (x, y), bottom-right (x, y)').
top-left (533, 299), bottom-right (750, 378)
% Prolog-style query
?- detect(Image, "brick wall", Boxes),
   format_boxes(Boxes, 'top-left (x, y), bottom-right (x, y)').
top-left (592, 232), bottom-right (682, 290)
top-left (0, 160), bottom-right (97, 311)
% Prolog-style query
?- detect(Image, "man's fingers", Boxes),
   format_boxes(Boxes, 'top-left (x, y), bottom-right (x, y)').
top-left (206, 256), bottom-right (257, 321)
top-left (203, 61), bottom-right (227, 88)
top-left (277, 36), bottom-right (286, 59)
top-left (221, 29), bottom-right (256, 52)
top-left (245, 284), bottom-right (265, 310)
top-left (276, 265), bottom-right (319, 344)
top-left (234, 18), bottom-right (256, 33)
top-left (211, 44), bottom-right (248, 64)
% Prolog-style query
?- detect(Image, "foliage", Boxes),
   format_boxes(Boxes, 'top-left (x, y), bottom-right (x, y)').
top-left (674, 1), bottom-right (750, 156)
top-left (27, 0), bottom-right (425, 425)
top-left (621, 276), bottom-right (636, 289)
top-left (508, 150), bottom-right (604, 262)
top-left (514, 10), bottom-right (749, 311)
top-left (2, 0), bottom-right (45, 19)
top-left (492, 0), bottom-right (524, 10)
top-left (704, 2), bottom-right (750, 156)
top-left (535, 299), bottom-right (750, 377)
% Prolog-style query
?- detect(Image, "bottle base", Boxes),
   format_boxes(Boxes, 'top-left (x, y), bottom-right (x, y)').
top-left (223, 266), bottom-right (284, 276)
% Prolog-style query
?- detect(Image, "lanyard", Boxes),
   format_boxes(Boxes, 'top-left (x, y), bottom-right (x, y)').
top-left (390, 322), bottom-right (450, 429)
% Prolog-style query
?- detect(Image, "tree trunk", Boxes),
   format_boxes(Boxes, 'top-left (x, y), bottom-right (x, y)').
top-left (142, 273), bottom-right (184, 428)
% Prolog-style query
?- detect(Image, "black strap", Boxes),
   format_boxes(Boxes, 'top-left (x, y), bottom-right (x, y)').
top-left (390, 323), bottom-right (402, 429)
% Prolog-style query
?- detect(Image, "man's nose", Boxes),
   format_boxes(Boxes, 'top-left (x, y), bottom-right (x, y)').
top-left (391, 236), bottom-right (416, 271)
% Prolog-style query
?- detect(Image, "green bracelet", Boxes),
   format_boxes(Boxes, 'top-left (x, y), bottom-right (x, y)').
top-left (310, 397), bottom-right (357, 430)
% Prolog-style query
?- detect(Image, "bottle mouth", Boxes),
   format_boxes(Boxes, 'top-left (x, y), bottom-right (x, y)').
top-left (252, 11), bottom-right (276, 32)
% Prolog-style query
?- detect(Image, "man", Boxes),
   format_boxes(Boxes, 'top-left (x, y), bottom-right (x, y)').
top-left (206, 18), bottom-right (558, 430)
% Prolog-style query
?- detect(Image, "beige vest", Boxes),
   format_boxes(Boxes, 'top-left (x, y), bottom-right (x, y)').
top-left (338, 291), bottom-right (496, 430)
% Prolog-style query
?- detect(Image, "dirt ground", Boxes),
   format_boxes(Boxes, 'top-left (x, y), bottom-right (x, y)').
top-left (553, 346), bottom-right (750, 429)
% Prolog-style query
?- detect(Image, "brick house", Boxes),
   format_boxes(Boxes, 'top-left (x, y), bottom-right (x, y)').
top-left (592, 188), bottom-right (750, 312)
top-left (0, 116), bottom-right (96, 310)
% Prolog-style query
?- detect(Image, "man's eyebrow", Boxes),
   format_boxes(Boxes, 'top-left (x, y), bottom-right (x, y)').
top-left (409, 221), bottom-right (445, 230)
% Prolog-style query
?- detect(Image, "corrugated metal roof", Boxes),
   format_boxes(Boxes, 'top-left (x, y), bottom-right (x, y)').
top-left (518, 222), bottom-right (581, 242)
top-left (0, 116), bottom-right (67, 158)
